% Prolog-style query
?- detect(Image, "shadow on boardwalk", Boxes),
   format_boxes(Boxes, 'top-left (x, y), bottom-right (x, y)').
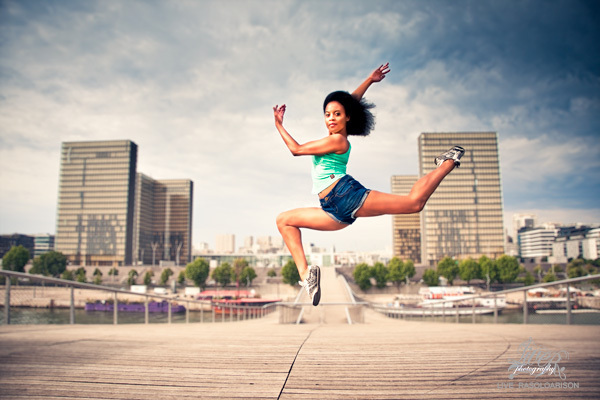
top-left (1, 310), bottom-right (599, 399)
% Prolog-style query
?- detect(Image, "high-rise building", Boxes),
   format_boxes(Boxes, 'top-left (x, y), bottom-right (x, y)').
top-left (391, 175), bottom-right (421, 263)
top-left (133, 174), bottom-right (193, 266)
top-left (55, 140), bottom-right (193, 267)
top-left (418, 132), bottom-right (505, 266)
top-left (55, 140), bottom-right (137, 266)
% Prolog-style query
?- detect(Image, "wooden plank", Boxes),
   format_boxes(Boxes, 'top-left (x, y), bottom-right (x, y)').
top-left (0, 308), bottom-right (599, 399)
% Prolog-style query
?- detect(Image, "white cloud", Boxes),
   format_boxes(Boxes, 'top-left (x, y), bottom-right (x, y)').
top-left (1, 0), bottom-right (599, 253)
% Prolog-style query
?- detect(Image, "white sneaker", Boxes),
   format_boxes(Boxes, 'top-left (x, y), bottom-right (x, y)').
top-left (298, 265), bottom-right (321, 306)
top-left (435, 146), bottom-right (465, 168)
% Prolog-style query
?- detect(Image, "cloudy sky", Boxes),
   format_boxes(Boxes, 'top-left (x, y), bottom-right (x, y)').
top-left (1, 0), bottom-right (599, 253)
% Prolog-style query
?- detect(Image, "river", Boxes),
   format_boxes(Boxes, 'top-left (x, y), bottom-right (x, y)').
top-left (2, 307), bottom-right (599, 325)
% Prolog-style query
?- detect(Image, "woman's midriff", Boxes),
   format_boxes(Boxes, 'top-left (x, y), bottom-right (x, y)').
top-left (318, 177), bottom-right (342, 199)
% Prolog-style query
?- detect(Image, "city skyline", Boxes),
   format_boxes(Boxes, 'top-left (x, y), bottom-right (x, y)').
top-left (1, 1), bottom-right (599, 253)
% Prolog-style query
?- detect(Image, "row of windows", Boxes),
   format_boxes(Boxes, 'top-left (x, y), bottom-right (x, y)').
top-left (426, 239), bottom-right (503, 246)
top-left (61, 157), bottom-right (131, 165)
top-left (60, 166), bottom-right (132, 174)
top-left (58, 209), bottom-right (129, 215)
top-left (59, 187), bottom-right (130, 194)
top-left (425, 227), bottom-right (503, 234)
top-left (430, 191), bottom-right (502, 198)
top-left (419, 136), bottom-right (497, 143)
top-left (425, 220), bottom-right (503, 227)
top-left (60, 176), bottom-right (131, 184)
top-left (58, 198), bottom-right (130, 205)
top-left (59, 195), bottom-right (130, 202)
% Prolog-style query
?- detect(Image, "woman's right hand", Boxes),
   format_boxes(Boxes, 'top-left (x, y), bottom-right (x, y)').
top-left (273, 104), bottom-right (286, 125)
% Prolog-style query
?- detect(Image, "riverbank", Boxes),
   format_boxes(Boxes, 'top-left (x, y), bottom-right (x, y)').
top-left (0, 281), bottom-right (298, 311)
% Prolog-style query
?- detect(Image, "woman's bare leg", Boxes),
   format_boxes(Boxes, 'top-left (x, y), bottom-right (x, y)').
top-left (276, 207), bottom-right (347, 280)
top-left (355, 159), bottom-right (455, 217)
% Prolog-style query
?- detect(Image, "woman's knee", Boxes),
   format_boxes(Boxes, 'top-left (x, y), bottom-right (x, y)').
top-left (276, 211), bottom-right (290, 231)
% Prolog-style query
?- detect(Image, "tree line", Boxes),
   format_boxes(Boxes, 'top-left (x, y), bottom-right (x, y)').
top-left (1, 246), bottom-right (259, 289)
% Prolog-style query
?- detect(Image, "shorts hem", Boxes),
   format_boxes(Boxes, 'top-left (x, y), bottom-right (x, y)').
top-left (323, 210), bottom-right (352, 225)
top-left (350, 189), bottom-right (371, 219)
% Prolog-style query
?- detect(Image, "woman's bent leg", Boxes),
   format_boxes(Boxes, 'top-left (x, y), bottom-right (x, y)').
top-left (355, 159), bottom-right (455, 217)
top-left (276, 207), bottom-right (347, 280)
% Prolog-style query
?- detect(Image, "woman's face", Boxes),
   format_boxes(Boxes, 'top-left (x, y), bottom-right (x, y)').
top-left (324, 101), bottom-right (350, 134)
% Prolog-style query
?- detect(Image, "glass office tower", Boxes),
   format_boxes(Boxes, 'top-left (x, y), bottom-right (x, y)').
top-left (133, 174), bottom-right (193, 266)
top-left (391, 175), bottom-right (421, 263)
top-left (55, 140), bottom-right (137, 266)
top-left (418, 132), bottom-right (505, 266)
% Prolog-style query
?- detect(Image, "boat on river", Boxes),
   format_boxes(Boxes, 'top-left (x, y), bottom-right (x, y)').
top-left (85, 300), bottom-right (185, 313)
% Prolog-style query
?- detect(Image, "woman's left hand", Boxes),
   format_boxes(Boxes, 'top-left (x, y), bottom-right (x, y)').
top-left (370, 63), bottom-right (390, 83)
top-left (273, 104), bottom-right (286, 125)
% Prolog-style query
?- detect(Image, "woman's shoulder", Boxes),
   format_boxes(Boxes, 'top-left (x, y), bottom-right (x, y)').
top-left (328, 134), bottom-right (350, 153)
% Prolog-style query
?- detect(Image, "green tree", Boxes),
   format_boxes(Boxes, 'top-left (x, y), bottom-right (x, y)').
top-left (543, 272), bottom-right (557, 283)
top-left (108, 267), bottom-right (119, 283)
top-left (422, 269), bottom-right (439, 286)
top-left (520, 270), bottom-right (535, 286)
top-left (177, 270), bottom-right (186, 285)
top-left (267, 268), bottom-right (277, 278)
top-left (240, 266), bottom-right (257, 287)
top-left (127, 269), bottom-right (138, 286)
top-left (233, 258), bottom-right (249, 285)
top-left (61, 269), bottom-right (74, 281)
top-left (437, 257), bottom-right (459, 285)
top-left (93, 268), bottom-right (103, 285)
top-left (404, 260), bottom-right (416, 284)
top-left (143, 270), bottom-right (154, 285)
top-left (496, 255), bottom-right (520, 283)
top-left (2, 245), bottom-right (30, 272)
top-left (387, 257), bottom-right (405, 290)
top-left (212, 263), bottom-right (234, 287)
top-left (372, 262), bottom-right (388, 289)
top-left (185, 258), bottom-right (210, 289)
top-left (160, 268), bottom-right (174, 285)
top-left (479, 255), bottom-right (498, 287)
top-left (567, 259), bottom-right (586, 278)
top-left (30, 251), bottom-right (67, 277)
top-left (353, 263), bottom-right (372, 291)
top-left (281, 260), bottom-right (300, 286)
top-left (75, 267), bottom-right (87, 283)
top-left (459, 258), bottom-right (481, 284)
top-left (587, 265), bottom-right (600, 285)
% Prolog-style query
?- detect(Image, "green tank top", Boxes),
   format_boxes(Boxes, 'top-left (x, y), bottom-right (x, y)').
top-left (311, 142), bottom-right (351, 194)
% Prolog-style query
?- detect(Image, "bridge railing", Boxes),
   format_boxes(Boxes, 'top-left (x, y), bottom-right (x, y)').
top-left (1, 270), bottom-right (276, 325)
top-left (370, 274), bottom-right (600, 325)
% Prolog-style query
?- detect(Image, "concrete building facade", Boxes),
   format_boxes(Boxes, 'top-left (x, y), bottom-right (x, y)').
top-left (391, 175), bottom-right (421, 263)
top-left (55, 140), bottom-right (137, 266)
top-left (133, 174), bottom-right (193, 266)
top-left (418, 132), bottom-right (505, 266)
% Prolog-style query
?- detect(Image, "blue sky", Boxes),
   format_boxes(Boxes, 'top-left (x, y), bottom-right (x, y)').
top-left (1, 0), bottom-right (599, 253)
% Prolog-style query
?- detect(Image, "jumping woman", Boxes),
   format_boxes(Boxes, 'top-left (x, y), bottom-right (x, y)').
top-left (273, 63), bottom-right (464, 306)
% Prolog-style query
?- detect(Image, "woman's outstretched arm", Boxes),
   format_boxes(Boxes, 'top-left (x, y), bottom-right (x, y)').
top-left (351, 62), bottom-right (390, 101)
top-left (273, 104), bottom-right (348, 156)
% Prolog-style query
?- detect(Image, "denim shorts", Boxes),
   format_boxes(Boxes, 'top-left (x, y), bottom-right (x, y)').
top-left (319, 175), bottom-right (371, 225)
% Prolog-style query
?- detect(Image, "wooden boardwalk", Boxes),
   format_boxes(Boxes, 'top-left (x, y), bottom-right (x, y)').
top-left (1, 269), bottom-right (599, 399)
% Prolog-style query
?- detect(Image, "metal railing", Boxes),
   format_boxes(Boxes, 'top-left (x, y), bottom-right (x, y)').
top-left (371, 274), bottom-right (600, 325)
top-left (1, 270), bottom-right (276, 325)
